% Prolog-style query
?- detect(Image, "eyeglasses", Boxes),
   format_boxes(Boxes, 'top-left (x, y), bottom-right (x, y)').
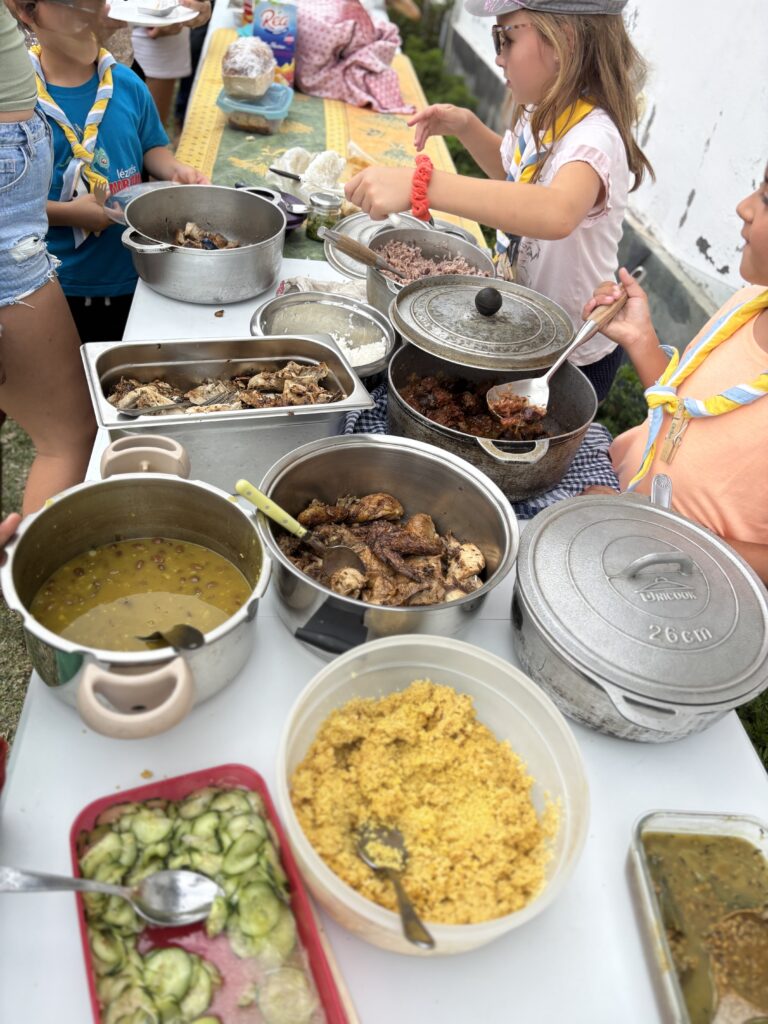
top-left (491, 25), bottom-right (513, 56)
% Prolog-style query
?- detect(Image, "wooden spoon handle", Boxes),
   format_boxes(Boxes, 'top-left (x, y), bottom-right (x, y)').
top-left (587, 285), bottom-right (628, 330)
top-left (320, 228), bottom-right (406, 278)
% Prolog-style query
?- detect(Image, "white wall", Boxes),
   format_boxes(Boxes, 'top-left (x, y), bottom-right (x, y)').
top-left (451, 0), bottom-right (768, 305)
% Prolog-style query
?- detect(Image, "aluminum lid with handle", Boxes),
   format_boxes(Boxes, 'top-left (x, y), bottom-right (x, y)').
top-left (515, 488), bottom-right (768, 709)
top-left (390, 275), bottom-right (575, 371)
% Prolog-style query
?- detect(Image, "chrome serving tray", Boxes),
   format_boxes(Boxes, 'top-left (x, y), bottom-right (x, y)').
top-left (82, 335), bottom-right (374, 491)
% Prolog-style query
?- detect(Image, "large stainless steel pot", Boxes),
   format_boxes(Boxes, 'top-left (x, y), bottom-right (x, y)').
top-left (0, 446), bottom-right (271, 740)
top-left (387, 344), bottom-right (597, 501)
top-left (512, 489), bottom-right (768, 742)
top-left (364, 227), bottom-right (495, 317)
top-left (254, 434), bottom-right (519, 657)
top-left (122, 185), bottom-right (286, 304)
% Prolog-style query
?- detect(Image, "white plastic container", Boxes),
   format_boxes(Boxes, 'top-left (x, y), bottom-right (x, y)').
top-left (276, 635), bottom-right (590, 956)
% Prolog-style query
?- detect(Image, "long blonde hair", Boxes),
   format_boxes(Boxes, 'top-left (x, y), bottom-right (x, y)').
top-left (511, 12), bottom-right (654, 191)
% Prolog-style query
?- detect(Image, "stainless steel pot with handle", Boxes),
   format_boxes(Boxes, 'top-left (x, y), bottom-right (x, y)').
top-left (122, 184), bottom-right (286, 304)
top-left (387, 344), bottom-right (597, 501)
top-left (254, 433), bottom-right (519, 658)
top-left (511, 487), bottom-right (768, 742)
top-left (0, 437), bottom-right (271, 739)
top-left (364, 227), bottom-right (495, 316)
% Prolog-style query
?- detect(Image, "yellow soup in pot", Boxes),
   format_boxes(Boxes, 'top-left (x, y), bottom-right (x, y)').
top-left (30, 538), bottom-right (252, 651)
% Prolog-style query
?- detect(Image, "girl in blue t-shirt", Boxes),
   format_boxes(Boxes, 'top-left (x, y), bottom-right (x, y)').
top-left (13, 0), bottom-right (209, 341)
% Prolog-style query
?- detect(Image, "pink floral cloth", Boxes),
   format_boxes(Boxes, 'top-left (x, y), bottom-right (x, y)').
top-left (296, 0), bottom-right (414, 114)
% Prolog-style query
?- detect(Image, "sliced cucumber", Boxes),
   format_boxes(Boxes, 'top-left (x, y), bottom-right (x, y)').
top-left (226, 920), bottom-right (262, 960)
top-left (143, 948), bottom-right (193, 1002)
top-left (222, 832), bottom-right (261, 875)
top-left (237, 982), bottom-right (257, 1008)
top-left (118, 833), bottom-right (139, 871)
top-left (225, 814), bottom-right (267, 845)
top-left (244, 791), bottom-right (265, 816)
top-left (204, 895), bottom-right (228, 939)
top-left (209, 791), bottom-right (251, 815)
top-left (102, 896), bottom-right (141, 935)
top-left (261, 906), bottom-right (297, 966)
top-left (126, 858), bottom-right (166, 887)
top-left (238, 882), bottom-right (282, 938)
top-left (131, 811), bottom-right (174, 846)
top-left (258, 967), bottom-right (317, 1024)
top-left (189, 851), bottom-right (223, 878)
top-left (103, 985), bottom-right (158, 1024)
top-left (91, 929), bottom-right (126, 972)
top-left (179, 957), bottom-right (213, 1021)
top-left (81, 831), bottom-right (122, 878)
top-left (178, 788), bottom-right (219, 820)
top-left (97, 973), bottom-right (134, 1004)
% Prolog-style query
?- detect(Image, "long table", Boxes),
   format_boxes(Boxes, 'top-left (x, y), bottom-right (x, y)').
top-left (174, 5), bottom-right (485, 257)
top-left (1, 252), bottom-right (767, 1023)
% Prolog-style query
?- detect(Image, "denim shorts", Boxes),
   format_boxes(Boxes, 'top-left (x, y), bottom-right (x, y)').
top-left (0, 111), bottom-right (59, 308)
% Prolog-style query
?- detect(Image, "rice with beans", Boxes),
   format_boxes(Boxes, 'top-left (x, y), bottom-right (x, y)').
top-left (376, 240), bottom-right (491, 282)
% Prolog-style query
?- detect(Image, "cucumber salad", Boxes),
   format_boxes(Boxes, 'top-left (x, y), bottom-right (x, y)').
top-left (76, 786), bottom-right (325, 1024)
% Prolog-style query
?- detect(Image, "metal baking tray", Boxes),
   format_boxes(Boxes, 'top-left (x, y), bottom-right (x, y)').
top-left (82, 335), bottom-right (374, 491)
top-left (628, 809), bottom-right (768, 1024)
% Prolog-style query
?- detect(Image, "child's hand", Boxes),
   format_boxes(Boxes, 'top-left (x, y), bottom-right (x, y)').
top-left (582, 267), bottom-right (656, 351)
top-left (344, 167), bottom-right (412, 219)
top-left (70, 193), bottom-right (114, 233)
top-left (170, 163), bottom-right (211, 185)
top-left (407, 104), bottom-right (471, 152)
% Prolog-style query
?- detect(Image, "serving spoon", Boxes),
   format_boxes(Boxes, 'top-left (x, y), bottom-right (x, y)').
top-left (136, 624), bottom-right (205, 650)
top-left (486, 286), bottom-right (627, 420)
top-left (356, 823), bottom-right (435, 950)
top-left (318, 227), bottom-right (407, 279)
top-left (235, 479), bottom-right (365, 576)
top-left (0, 866), bottom-right (222, 928)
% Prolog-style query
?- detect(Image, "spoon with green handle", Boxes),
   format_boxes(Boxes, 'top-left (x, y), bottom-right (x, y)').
top-left (0, 867), bottom-right (222, 928)
top-left (235, 479), bottom-right (365, 576)
top-left (356, 823), bottom-right (435, 950)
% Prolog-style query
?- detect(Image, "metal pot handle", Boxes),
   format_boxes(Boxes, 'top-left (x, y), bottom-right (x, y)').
top-left (77, 657), bottom-right (195, 739)
top-left (476, 437), bottom-right (550, 464)
top-left (620, 552), bottom-right (694, 578)
top-left (100, 435), bottom-right (191, 479)
top-left (121, 227), bottom-right (173, 255)
top-left (602, 685), bottom-right (700, 734)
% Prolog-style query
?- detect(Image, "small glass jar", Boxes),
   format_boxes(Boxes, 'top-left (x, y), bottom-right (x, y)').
top-left (306, 192), bottom-right (343, 242)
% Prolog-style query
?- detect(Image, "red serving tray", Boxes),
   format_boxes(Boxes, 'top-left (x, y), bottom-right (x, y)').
top-left (70, 763), bottom-right (350, 1024)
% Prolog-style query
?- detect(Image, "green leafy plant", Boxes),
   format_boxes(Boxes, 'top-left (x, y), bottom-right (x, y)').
top-left (596, 361), bottom-right (647, 436)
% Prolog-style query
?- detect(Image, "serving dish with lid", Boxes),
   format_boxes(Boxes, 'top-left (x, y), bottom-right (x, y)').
top-left (512, 489), bottom-right (768, 742)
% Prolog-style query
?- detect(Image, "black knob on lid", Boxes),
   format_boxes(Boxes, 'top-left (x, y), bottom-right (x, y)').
top-left (475, 286), bottom-right (502, 317)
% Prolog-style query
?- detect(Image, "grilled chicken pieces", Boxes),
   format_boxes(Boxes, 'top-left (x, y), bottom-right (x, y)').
top-left (281, 493), bottom-right (486, 607)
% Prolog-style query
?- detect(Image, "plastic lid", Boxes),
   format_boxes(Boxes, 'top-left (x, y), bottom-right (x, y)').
top-left (516, 493), bottom-right (768, 707)
top-left (390, 275), bottom-right (575, 371)
top-left (216, 83), bottom-right (294, 119)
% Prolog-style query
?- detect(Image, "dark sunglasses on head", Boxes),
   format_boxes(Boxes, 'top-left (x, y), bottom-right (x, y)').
top-left (491, 24), bottom-right (513, 57)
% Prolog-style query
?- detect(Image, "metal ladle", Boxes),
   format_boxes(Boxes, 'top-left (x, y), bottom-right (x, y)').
top-left (0, 866), bottom-right (223, 928)
top-left (486, 286), bottom-right (627, 419)
top-left (135, 624), bottom-right (205, 650)
top-left (356, 823), bottom-right (435, 950)
top-left (235, 479), bottom-right (365, 576)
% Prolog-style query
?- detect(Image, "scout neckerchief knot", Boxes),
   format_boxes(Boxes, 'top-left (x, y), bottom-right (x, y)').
top-left (29, 44), bottom-right (114, 248)
top-left (496, 98), bottom-right (594, 279)
top-left (628, 288), bottom-right (768, 488)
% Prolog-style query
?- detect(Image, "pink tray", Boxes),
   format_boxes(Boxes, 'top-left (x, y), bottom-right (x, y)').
top-left (70, 763), bottom-right (350, 1024)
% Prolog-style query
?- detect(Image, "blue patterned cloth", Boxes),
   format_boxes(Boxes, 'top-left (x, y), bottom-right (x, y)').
top-left (343, 385), bottom-right (620, 520)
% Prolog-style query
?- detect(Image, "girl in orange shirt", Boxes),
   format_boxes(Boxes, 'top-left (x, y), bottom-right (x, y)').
top-left (583, 164), bottom-right (768, 582)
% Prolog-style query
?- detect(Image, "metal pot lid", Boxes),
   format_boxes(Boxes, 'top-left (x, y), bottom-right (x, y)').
top-left (391, 275), bottom-right (574, 371)
top-left (516, 492), bottom-right (768, 707)
top-left (324, 212), bottom-right (423, 279)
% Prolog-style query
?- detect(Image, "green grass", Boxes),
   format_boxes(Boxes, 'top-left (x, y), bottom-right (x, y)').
top-left (1, 419), bottom-right (34, 746)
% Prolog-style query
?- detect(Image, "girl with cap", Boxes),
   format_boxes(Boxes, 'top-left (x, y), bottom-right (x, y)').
top-left (344, 0), bottom-right (653, 401)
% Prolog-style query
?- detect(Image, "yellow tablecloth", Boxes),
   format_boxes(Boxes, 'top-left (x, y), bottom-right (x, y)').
top-left (176, 29), bottom-right (484, 250)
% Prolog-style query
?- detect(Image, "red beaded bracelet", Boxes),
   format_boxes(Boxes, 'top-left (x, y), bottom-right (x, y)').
top-left (410, 154), bottom-right (433, 221)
